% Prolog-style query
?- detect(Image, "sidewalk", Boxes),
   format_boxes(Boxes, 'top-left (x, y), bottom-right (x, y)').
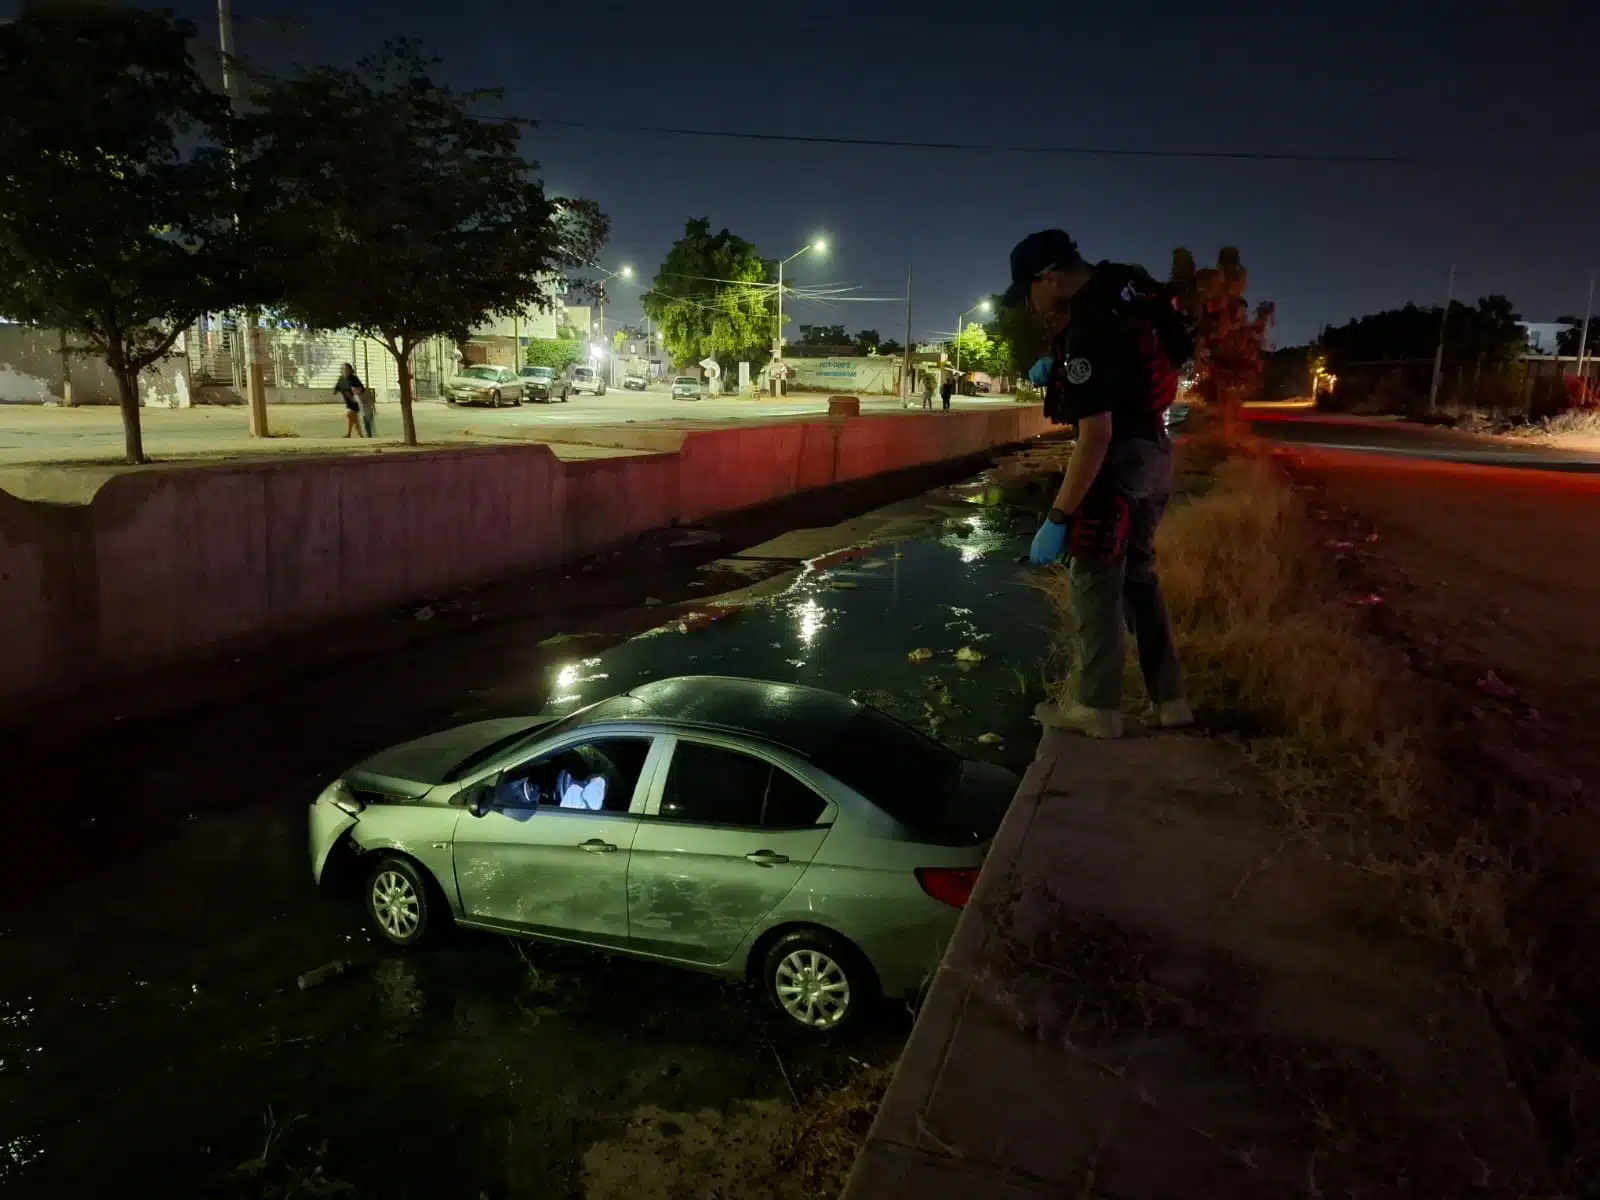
top-left (844, 732), bottom-right (1549, 1198)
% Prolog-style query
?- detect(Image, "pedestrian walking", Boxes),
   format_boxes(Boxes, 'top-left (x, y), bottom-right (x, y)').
top-left (359, 385), bottom-right (377, 438)
top-left (939, 375), bottom-right (954, 411)
top-left (1006, 228), bottom-right (1195, 740)
top-left (922, 373), bottom-right (935, 411)
top-left (334, 362), bottom-right (367, 438)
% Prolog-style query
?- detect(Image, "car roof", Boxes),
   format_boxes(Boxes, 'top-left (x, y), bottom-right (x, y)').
top-left (566, 675), bottom-right (861, 760)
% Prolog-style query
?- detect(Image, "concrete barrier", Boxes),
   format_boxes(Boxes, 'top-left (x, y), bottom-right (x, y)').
top-left (0, 405), bottom-right (1054, 711)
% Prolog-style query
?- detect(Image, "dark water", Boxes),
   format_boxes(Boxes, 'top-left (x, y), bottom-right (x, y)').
top-left (0, 466), bottom-right (1058, 1199)
top-left (538, 490), bottom-right (1053, 775)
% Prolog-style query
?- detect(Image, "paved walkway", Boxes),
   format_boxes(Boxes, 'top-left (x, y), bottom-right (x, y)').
top-left (0, 392), bottom-right (1020, 466)
top-left (845, 732), bottom-right (1549, 1198)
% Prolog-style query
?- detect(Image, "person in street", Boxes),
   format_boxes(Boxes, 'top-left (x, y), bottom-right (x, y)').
top-left (334, 362), bottom-right (367, 438)
top-left (1004, 228), bottom-right (1193, 740)
top-left (939, 374), bottom-right (954, 411)
top-left (358, 383), bottom-right (377, 438)
top-left (922, 372), bottom-right (935, 411)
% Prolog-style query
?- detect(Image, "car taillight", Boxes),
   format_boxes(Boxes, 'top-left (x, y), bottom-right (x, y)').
top-left (916, 867), bottom-right (979, 909)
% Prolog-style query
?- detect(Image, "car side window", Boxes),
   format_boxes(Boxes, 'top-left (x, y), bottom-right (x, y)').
top-left (495, 737), bottom-right (651, 814)
top-left (658, 743), bottom-right (829, 829)
top-left (764, 768), bottom-right (827, 829)
top-left (659, 742), bottom-right (770, 826)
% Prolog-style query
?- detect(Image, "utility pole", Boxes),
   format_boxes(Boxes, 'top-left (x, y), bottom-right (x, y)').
top-left (217, 0), bottom-right (268, 436)
top-left (902, 266), bottom-right (914, 405)
top-left (775, 257), bottom-right (785, 397)
top-left (1427, 264), bottom-right (1455, 413)
top-left (1575, 273), bottom-right (1594, 383)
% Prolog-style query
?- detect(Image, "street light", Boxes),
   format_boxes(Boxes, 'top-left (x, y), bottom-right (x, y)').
top-left (593, 264), bottom-right (635, 385)
top-left (774, 239), bottom-right (827, 393)
top-left (954, 299), bottom-right (992, 381)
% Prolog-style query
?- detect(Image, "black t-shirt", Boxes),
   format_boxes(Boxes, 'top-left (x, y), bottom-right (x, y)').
top-left (1043, 261), bottom-right (1183, 443)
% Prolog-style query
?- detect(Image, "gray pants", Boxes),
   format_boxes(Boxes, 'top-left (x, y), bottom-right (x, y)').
top-left (1069, 439), bottom-right (1184, 711)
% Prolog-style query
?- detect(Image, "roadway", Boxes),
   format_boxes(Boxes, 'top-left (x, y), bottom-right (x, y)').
top-left (1247, 410), bottom-right (1600, 472)
top-left (0, 389), bottom-right (1016, 465)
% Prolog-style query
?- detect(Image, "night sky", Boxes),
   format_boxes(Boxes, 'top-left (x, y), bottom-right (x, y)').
top-left (14, 0), bottom-right (1600, 345)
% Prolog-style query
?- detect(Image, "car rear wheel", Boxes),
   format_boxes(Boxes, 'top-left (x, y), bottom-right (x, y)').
top-left (366, 855), bottom-right (439, 949)
top-left (762, 929), bottom-right (875, 1032)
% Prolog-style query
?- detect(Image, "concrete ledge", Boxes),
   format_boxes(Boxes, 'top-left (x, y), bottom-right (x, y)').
top-left (0, 405), bottom-right (1054, 711)
top-left (845, 731), bottom-right (1550, 1199)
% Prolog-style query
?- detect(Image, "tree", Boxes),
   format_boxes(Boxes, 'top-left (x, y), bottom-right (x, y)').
top-left (877, 337), bottom-right (904, 357)
top-left (1171, 247), bottom-right (1274, 432)
top-left (240, 40), bottom-right (606, 445)
top-left (853, 329), bottom-right (882, 354)
top-left (984, 293), bottom-right (1047, 379)
top-left (1557, 317), bottom-right (1597, 357)
top-left (0, 8), bottom-right (247, 463)
top-left (524, 338), bottom-right (583, 371)
top-left (797, 323), bottom-right (849, 346)
top-left (950, 322), bottom-right (996, 373)
top-left (642, 218), bottom-right (774, 370)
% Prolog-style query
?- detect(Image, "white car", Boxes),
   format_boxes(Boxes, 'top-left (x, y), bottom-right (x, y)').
top-left (444, 365), bottom-right (525, 407)
top-left (671, 375), bottom-right (702, 400)
top-left (569, 366), bottom-right (606, 396)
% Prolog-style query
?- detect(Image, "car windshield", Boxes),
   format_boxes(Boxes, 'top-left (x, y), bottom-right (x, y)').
top-left (462, 366), bottom-right (500, 381)
top-left (811, 707), bottom-right (967, 838)
top-left (444, 696), bottom-right (655, 782)
top-left (522, 367), bottom-right (554, 379)
top-left (675, 377), bottom-right (698, 386)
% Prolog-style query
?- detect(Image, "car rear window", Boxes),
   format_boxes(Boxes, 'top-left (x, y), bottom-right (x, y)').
top-left (812, 708), bottom-right (966, 838)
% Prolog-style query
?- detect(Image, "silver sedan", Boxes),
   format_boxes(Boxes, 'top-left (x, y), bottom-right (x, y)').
top-left (308, 676), bottom-right (1018, 1031)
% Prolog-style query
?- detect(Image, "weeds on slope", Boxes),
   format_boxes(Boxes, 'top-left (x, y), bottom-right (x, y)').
top-left (1036, 430), bottom-right (1423, 828)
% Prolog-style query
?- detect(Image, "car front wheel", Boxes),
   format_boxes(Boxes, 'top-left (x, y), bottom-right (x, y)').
top-left (762, 929), bottom-right (875, 1032)
top-left (366, 855), bottom-right (439, 949)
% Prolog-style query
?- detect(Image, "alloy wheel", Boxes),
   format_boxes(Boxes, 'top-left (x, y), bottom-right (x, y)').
top-left (773, 948), bottom-right (850, 1028)
top-left (371, 869), bottom-right (421, 940)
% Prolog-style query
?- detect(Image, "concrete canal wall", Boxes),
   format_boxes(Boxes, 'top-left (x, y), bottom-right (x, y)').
top-left (0, 405), bottom-right (1054, 711)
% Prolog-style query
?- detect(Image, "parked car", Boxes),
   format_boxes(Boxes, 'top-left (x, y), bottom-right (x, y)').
top-left (444, 364), bottom-right (524, 407)
top-left (623, 370), bottom-right (649, 391)
top-left (308, 676), bottom-right (1018, 1031)
top-left (519, 365), bottom-right (570, 403)
top-left (1164, 402), bottom-right (1192, 431)
top-left (670, 375), bottom-right (702, 400)
top-left (569, 365), bottom-right (606, 396)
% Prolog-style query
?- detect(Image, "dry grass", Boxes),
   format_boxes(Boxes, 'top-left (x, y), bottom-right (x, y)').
top-left (775, 1062), bottom-right (892, 1196)
top-left (1037, 431), bottom-right (1422, 825)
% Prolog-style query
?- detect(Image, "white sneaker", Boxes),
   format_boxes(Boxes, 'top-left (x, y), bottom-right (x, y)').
top-left (1144, 699), bottom-right (1195, 729)
top-left (1034, 701), bottom-right (1123, 739)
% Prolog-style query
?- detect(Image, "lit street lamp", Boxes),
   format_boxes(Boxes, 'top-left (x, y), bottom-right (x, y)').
top-left (773, 238), bottom-right (826, 393)
top-left (954, 299), bottom-right (992, 381)
top-left (593, 264), bottom-right (634, 385)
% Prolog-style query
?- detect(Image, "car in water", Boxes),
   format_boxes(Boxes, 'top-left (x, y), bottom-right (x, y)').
top-left (518, 365), bottom-right (570, 403)
top-left (308, 676), bottom-right (1018, 1031)
top-left (670, 375), bottom-right (702, 400)
top-left (444, 364), bottom-right (525, 407)
top-left (622, 369), bottom-right (649, 391)
top-left (569, 365), bottom-right (606, 396)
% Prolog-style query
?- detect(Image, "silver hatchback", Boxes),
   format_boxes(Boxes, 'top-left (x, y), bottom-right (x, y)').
top-left (309, 676), bottom-right (1017, 1030)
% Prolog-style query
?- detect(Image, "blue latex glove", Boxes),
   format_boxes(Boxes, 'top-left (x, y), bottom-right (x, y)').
top-left (1028, 357), bottom-right (1053, 387)
top-left (1029, 518), bottom-right (1067, 565)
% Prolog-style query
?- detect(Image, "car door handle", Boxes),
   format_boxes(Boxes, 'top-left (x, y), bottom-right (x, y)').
top-left (579, 839), bottom-right (618, 853)
top-left (745, 849), bottom-right (789, 866)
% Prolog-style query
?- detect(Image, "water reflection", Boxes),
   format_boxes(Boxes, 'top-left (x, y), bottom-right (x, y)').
top-left (551, 657), bottom-right (607, 706)
top-left (532, 482), bottom-right (1053, 771)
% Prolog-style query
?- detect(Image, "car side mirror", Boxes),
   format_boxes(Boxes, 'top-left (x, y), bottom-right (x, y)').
top-left (465, 784), bottom-right (495, 818)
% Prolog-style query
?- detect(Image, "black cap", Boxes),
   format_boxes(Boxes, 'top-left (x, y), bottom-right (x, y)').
top-left (1002, 229), bottom-right (1083, 308)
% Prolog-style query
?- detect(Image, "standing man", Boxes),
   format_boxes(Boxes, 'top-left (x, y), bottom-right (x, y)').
top-left (1004, 229), bottom-right (1193, 739)
top-left (939, 373), bottom-right (954, 411)
top-left (922, 372), bottom-right (935, 411)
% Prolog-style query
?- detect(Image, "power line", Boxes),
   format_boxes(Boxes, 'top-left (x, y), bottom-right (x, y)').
top-left (503, 115), bottom-right (1567, 168)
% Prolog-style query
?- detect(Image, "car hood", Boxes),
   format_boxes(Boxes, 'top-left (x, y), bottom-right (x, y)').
top-left (348, 717), bottom-right (553, 786)
top-left (448, 378), bottom-right (496, 389)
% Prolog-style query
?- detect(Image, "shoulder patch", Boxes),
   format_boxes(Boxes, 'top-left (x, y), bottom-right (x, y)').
top-left (1065, 357), bottom-right (1093, 385)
